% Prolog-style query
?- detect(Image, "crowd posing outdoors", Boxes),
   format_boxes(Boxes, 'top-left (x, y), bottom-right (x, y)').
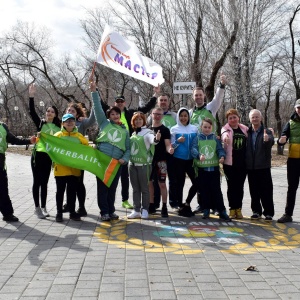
top-left (1, 74), bottom-right (300, 225)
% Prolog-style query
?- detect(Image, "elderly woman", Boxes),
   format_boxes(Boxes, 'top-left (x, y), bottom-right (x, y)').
top-left (221, 109), bottom-right (248, 219)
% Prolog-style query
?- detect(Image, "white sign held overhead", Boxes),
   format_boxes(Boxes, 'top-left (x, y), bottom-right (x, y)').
top-left (173, 82), bottom-right (196, 94)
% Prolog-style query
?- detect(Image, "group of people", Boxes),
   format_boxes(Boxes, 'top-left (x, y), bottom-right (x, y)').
top-left (1, 73), bottom-right (300, 225)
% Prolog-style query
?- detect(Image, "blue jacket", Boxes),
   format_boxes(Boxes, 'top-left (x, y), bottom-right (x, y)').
top-left (191, 132), bottom-right (225, 171)
top-left (91, 92), bottom-right (130, 163)
top-left (170, 107), bottom-right (198, 160)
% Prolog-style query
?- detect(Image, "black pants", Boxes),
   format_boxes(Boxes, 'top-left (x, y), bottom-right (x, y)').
top-left (0, 167), bottom-right (14, 217)
top-left (285, 158), bottom-right (300, 216)
top-left (77, 170), bottom-right (86, 208)
top-left (173, 157), bottom-right (197, 206)
top-left (197, 168), bottom-right (225, 212)
top-left (223, 164), bottom-right (247, 210)
top-left (55, 176), bottom-right (78, 214)
top-left (97, 167), bottom-right (121, 215)
top-left (154, 154), bottom-right (177, 207)
top-left (120, 165), bottom-right (129, 202)
top-left (247, 168), bottom-right (274, 217)
top-left (31, 152), bottom-right (52, 208)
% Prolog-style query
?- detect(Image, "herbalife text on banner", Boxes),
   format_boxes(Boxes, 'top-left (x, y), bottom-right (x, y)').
top-left (96, 25), bottom-right (164, 86)
top-left (38, 133), bottom-right (120, 187)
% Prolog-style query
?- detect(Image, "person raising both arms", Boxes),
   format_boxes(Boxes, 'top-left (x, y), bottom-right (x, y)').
top-left (28, 84), bottom-right (61, 219)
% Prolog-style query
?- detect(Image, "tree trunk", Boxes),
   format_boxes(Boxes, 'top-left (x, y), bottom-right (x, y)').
top-left (274, 89), bottom-right (284, 155)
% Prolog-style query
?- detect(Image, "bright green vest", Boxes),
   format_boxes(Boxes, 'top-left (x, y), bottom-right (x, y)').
top-left (162, 114), bottom-right (176, 129)
top-left (289, 120), bottom-right (300, 144)
top-left (96, 122), bottom-right (127, 151)
top-left (0, 124), bottom-right (7, 154)
top-left (130, 133), bottom-right (154, 164)
top-left (35, 123), bottom-right (61, 152)
top-left (193, 139), bottom-right (219, 168)
top-left (120, 112), bottom-right (129, 132)
top-left (191, 109), bottom-right (217, 134)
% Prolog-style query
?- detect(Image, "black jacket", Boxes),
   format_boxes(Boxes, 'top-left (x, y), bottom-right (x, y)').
top-left (0, 122), bottom-right (31, 169)
top-left (245, 125), bottom-right (274, 170)
top-left (100, 96), bottom-right (157, 136)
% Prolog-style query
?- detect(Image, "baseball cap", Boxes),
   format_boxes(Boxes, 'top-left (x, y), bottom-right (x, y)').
top-left (294, 99), bottom-right (300, 108)
top-left (115, 95), bottom-right (125, 102)
top-left (62, 113), bottom-right (75, 122)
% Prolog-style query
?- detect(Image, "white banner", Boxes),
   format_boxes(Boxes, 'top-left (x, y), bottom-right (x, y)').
top-left (96, 25), bottom-right (164, 86)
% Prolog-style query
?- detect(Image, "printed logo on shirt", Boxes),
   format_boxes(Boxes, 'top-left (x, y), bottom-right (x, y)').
top-left (44, 128), bottom-right (56, 135)
top-left (130, 140), bottom-right (139, 156)
top-left (200, 145), bottom-right (214, 159)
top-left (107, 128), bottom-right (123, 143)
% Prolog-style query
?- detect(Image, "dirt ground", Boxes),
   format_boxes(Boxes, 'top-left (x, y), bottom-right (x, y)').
top-left (6, 145), bottom-right (288, 167)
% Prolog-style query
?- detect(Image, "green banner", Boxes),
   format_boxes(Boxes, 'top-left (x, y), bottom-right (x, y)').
top-left (38, 133), bottom-right (120, 187)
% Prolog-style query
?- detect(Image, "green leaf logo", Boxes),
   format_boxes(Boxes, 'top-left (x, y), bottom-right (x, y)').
top-left (108, 129), bottom-right (122, 143)
top-left (131, 141), bottom-right (139, 155)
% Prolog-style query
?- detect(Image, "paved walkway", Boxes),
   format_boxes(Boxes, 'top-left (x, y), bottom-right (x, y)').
top-left (1, 151), bottom-right (300, 299)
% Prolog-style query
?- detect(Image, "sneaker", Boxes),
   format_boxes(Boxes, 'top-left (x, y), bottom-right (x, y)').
top-left (77, 207), bottom-right (87, 217)
top-left (277, 214), bottom-right (293, 223)
top-left (127, 211), bottom-right (141, 219)
top-left (171, 206), bottom-right (180, 212)
top-left (122, 200), bottom-right (133, 209)
top-left (161, 206), bottom-right (169, 218)
top-left (110, 213), bottom-right (119, 220)
top-left (69, 212), bottom-right (81, 221)
top-left (41, 207), bottom-right (50, 217)
top-left (56, 213), bottom-right (63, 222)
top-left (2, 214), bottom-right (19, 222)
top-left (34, 207), bottom-right (46, 219)
top-left (148, 203), bottom-right (156, 214)
top-left (141, 210), bottom-right (149, 219)
top-left (265, 215), bottom-right (273, 222)
top-left (101, 214), bottom-right (111, 221)
top-left (212, 209), bottom-right (219, 216)
top-left (193, 205), bottom-right (203, 214)
top-left (202, 209), bottom-right (210, 219)
top-left (229, 209), bottom-right (236, 219)
top-left (250, 213), bottom-right (261, 220)
top-left (62, 203), bottom-right (69, 213)
top-left (219, 210), bottom-right (232, 221)
top-left (235, 208), bottom-right (243, 219)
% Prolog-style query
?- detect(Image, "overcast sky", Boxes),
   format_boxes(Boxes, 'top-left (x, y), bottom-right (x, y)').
top-left (0, 0), bottom-right (107, 56)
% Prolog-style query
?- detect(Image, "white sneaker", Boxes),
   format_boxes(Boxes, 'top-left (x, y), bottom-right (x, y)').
top-left (41, 207), bottom-right (50, 217)
top-left (34, 207), bottom-right (46, 219)
top-left (141, 210), bottom-right (149, 219)
top-left (127, 211), bottom-right (141, 219)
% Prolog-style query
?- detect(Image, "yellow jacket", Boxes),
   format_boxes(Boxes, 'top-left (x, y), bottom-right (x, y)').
top-left (53, 127), bottom-right (89, 177)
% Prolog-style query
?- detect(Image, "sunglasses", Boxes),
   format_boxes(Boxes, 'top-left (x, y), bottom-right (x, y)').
top-left (133, 111), bottom-right (144, 115)
top-left (115, 99), bottom-right (125, 103)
